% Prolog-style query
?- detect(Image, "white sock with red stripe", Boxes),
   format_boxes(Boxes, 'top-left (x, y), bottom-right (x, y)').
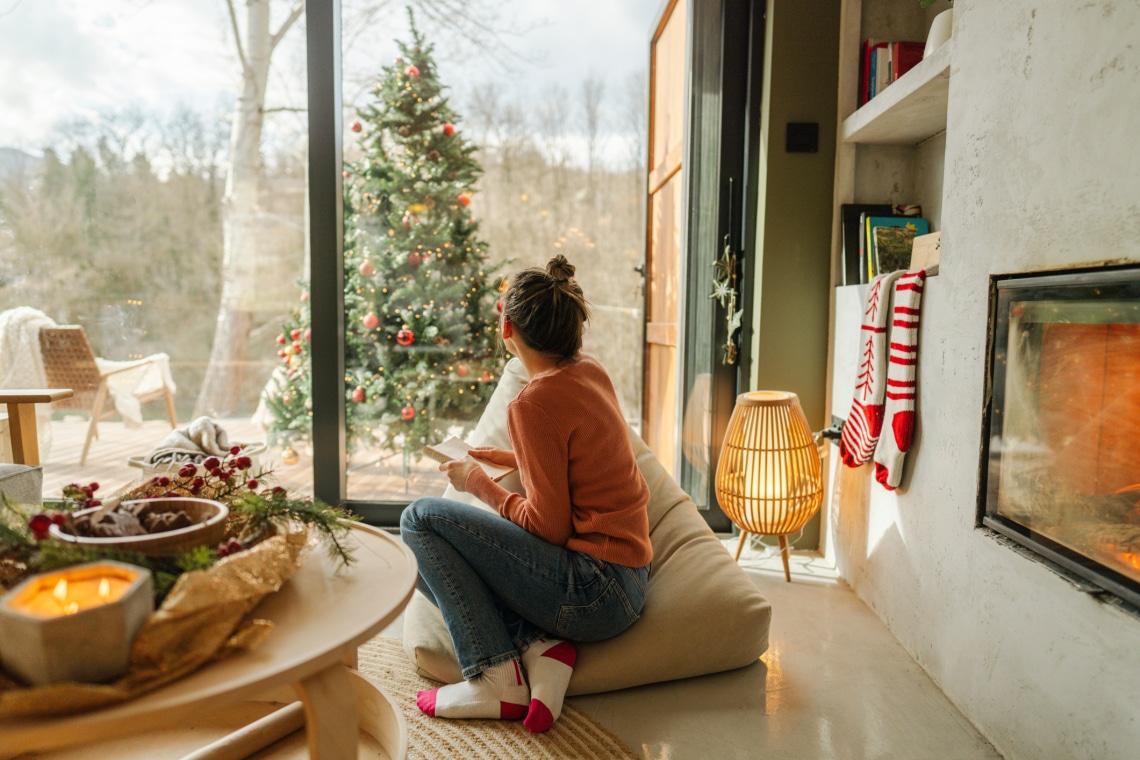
top-left (874, 270), bottom-right (926, 490)
top-left (521, 638), bottom-right (577, 733)
top-left (840, 271), bottom-right (903, 467)
top-left (416, 658), bottom-right (529, 720)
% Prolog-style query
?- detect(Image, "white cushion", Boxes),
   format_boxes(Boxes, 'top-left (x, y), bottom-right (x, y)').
top-left (0, 463), bottom-right (42, 510)
top-left (402, 358), bottom-right (771, 694)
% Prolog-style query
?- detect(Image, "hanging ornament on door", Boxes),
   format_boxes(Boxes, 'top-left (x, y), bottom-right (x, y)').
top-left (710, 233), bottom-right (742, 365)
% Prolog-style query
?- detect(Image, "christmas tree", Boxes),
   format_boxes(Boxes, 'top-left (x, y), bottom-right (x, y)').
top-left (266, 16), bottom-right (507, 459)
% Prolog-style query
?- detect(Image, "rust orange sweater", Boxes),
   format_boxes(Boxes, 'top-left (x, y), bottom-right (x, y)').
top-left (465, 354), bottom-right (652, 567)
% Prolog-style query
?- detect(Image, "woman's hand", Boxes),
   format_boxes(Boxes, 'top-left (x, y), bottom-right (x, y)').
top-left (469, 446), bottom-right (517, 468)
top-left (441, 457), bottom-right (482, 492)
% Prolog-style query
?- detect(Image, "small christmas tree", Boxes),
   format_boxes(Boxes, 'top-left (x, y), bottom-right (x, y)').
top-left (267, 15), bottom-right (506, 457)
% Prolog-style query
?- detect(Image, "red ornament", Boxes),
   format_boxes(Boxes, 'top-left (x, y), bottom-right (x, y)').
top-left (443, 123), bottom-right (455, 137)
top-left (404, 64), bottom-right (420, 78)
top-left (352, 387), bottom-right (366, 403)
top-left (496, 299), bottom-right (504, 313)
top-left (359, 260), bottom-right (375, 277)
top-left (351, 120), bottom-right (362, 133)
top-left (457, 365), bottom-right (468, 378)
top-left (407, 252), bottom-right (423, 267)
top-left (276, 334), bottom-right (286, 345)
top-left (402, 211), bottom-right (420, 227)
top-left (362, 313), bottom-right (379, 329)
top-left (291, 341), bottom-right (301, 352)
top-left (457, 192), bottom-right (471, 207)
top-left (304, 328), bottom-right (311, 342)
top-left (396, 328), bottom-right (415, 346)
top-left (290, 329), bottom-right (301, 340)
top-left (300, 292), bottom-right (309, 302)
top-left (480, 373), bottom-right (492, 383)
top-left (401, 405), bottom-right (416, 421)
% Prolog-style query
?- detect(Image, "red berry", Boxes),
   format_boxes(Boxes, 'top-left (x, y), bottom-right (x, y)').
top-left (276, 334), bottom-right (287, 345)
top-left (236, 456), bottom-right (252, 469)
top-left (88, 482), bottom-right (99, 492)
top-left (87, 499), bottom-right (102, 508)
top-left (230, 446), bottom-right (242, 456)
top-left (203, 457), bottom-right (221, 470)
top-left (50, 513), bottom-right (67, 525)
top-left (179, 464), bottom-right (197, 478)
top-left (247, 479), bottom-right (259, 490)
top-left (158, 476), bottom-right (171, 486)
top-left (28, 514), bottom-right (52, 540)
top-left (290, 328), bottom-right (301, 341)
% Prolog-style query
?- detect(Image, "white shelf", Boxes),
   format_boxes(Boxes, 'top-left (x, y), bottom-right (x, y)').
top-left (841, 39), bottom-right (953, 146)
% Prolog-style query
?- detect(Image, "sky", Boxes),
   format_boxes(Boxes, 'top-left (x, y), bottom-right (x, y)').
top-left (0, 0), bottom-right (663, 159)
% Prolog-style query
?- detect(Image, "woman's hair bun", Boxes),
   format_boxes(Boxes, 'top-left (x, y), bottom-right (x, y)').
top-left (546, 255), bottom-right (575, 283)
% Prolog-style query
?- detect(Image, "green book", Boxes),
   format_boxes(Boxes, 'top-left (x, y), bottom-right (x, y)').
top-left (870, 217), bottom-right (930, 275)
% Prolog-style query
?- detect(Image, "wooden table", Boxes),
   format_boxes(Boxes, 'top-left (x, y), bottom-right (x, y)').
top-left (0, 388), bottom-right (74, 466)
top-left (0, 523), bottom-right (418, 760)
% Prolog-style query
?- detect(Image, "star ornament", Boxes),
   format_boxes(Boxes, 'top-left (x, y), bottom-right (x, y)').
top-left (710, 280), bottom-right (733, 305)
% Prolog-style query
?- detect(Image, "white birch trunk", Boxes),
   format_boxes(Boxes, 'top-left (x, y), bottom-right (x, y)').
top-left (196, 0), bottom-right (276, 417)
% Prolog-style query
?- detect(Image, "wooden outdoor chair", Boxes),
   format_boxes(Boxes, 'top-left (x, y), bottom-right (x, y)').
top-left (38, 326), bottom-right (177, 465)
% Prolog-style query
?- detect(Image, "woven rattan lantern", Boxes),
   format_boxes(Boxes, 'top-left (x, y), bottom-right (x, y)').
top-left (715, 391), bottom-right (823, 581)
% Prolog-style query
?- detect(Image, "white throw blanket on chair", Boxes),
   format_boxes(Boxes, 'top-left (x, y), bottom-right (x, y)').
top-left (0, 307), bottom-right (56, 460)
top-left (94, 354), bottom-right (177, 428)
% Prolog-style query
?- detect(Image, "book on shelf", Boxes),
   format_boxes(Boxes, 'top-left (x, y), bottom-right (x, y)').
top-left (851, 205), bottom-right (923, 284)
top-left (860, 39), bottom-right (925, 104)
top-left (868, 217), bottom-right (931, 277)
top-left (841, 204), bottom-right (891, 286)
top-left (860, 39), bottom-right (888, 106)
top-left (909, 231), bottom-right (941, 272)
top-left (422, 437), bottom-right (516, 482)
top-left (889, 41), bottom-right (925, 83)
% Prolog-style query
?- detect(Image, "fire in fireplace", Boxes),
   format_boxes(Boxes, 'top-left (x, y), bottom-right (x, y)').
top-left (980, 266), bottom-right (1140, 606)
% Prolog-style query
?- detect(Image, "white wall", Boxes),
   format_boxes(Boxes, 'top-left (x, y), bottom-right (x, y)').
top-left (827, 2), bottom-right (1140, 759)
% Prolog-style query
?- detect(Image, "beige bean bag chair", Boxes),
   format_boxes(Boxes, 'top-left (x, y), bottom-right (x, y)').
top-left (402, 358), bottom-right (771, 694)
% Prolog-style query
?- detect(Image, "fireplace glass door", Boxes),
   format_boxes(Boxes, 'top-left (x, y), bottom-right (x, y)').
top-left (981, 267), bottom-right (1140, 606)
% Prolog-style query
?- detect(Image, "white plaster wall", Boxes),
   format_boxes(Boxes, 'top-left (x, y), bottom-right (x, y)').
top-left (828, 1), bottom-right (1140, 758)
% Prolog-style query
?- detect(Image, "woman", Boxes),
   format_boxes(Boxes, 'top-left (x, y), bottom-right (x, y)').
top-left (400, 255), bottom-right (652, 734)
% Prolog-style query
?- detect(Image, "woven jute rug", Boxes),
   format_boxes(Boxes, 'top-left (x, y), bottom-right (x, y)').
top-left (356, 637), bottom-right (638, 760)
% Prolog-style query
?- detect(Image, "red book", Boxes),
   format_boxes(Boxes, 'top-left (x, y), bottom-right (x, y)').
top-left (890, 41), bottom-right (925, 83)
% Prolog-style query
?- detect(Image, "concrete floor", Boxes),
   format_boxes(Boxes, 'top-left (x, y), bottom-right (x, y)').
top-left (563, 538), bottom-right (1002, 759)
top-left (384, 536), bottom-right (1002, 760)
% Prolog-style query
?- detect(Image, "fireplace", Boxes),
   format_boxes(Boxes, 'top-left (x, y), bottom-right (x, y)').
top-left (980, 266), bottom-right (1140, 606)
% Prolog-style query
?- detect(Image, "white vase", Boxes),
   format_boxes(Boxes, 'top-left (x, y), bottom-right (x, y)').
top-left (924, 8), bottom-right (954, 57)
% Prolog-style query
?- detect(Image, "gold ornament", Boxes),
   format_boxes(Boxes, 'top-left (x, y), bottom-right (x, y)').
top-left (280, 446), bottom-right (300, 467)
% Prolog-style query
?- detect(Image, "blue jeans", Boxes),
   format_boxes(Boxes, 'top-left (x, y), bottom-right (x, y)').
top-left (400, 496), bottom-right (649, 679)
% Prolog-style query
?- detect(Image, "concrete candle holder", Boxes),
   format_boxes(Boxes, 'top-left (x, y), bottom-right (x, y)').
top-left (0, 561), bottom-right (154, 686)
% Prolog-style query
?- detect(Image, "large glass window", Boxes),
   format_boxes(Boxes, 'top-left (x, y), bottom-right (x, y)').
top-left (1, 2), bottom-right (655, 511)
top-left (0, 2), bottom-right (310, 498)
top-left (313, 2), bottom-right (655, 502)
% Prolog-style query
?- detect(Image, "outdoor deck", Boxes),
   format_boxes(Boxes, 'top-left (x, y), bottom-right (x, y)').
top-left (32, 416), bottom-right (450, 506)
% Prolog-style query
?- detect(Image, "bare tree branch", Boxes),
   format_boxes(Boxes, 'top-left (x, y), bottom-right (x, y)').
top-left (264, 106), bottom-right (308, 114)
top-left (225, 0), bottom-right (251, 77)
top-left (270, 2), bottom-right (305, 55)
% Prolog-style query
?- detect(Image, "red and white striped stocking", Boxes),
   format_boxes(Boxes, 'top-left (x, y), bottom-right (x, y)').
top-left (874, 269), bottom-right (926, 490)
top-left (840, 271), bottom-right (902, 467)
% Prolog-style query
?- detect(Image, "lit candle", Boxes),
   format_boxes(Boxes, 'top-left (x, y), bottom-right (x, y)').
top-left (0, 561), bottom-right (154, 686)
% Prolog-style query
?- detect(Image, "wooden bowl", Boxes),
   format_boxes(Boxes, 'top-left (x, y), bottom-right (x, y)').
top-left (49, 498), bottom-right (229, 557)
